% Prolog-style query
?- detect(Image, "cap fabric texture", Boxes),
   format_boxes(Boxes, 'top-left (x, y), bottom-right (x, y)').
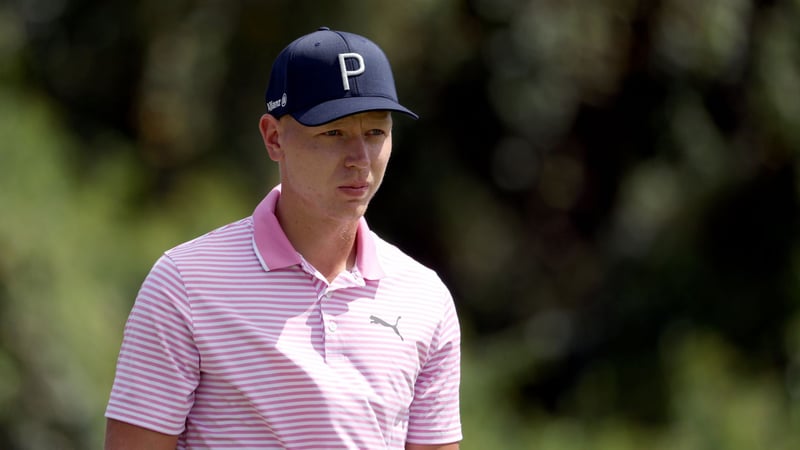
top-left (264, 27), bottom-right (418, 126)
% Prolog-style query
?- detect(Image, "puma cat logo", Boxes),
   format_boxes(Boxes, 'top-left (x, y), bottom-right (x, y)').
top-left (369, 315), bottom-right (404, 341)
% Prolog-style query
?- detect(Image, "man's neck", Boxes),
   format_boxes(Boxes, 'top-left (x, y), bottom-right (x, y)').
top-left (276, 202), bottom-right (359, 283)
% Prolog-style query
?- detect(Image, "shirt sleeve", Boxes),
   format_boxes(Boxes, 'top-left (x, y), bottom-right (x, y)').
top-left (105, 254), bottom-right (200, 435)
top-left (406, 287), bottom-right (463, 445)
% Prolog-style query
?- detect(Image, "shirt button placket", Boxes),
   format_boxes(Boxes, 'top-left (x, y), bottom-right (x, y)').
top-left (321, 292), bottom-right (333, 331)
top-left (320, 290), bottom-right (343, 362)
top-left (321, 291), bottom-right (334, 335)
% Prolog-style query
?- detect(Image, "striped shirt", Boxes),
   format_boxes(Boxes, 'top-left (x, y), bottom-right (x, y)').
top-left (105, 186), bottom-right (462, 449)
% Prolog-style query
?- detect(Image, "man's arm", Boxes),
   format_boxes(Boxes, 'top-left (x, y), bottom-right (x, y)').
top-left (104, 419), bottom-right (179, 450)
top-left (406, 444), bottom-right (459, 450)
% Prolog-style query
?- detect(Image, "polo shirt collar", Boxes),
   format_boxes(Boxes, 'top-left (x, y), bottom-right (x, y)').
top-left (252, 185), bottom-right (386, 280)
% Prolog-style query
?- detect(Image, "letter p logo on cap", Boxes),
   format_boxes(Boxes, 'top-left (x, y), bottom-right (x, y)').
top-left (338, 52), bottom-right (365, 91)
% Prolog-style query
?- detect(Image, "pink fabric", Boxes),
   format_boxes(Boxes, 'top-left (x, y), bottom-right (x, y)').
top-left (106, 186), bottom-right (461, 449)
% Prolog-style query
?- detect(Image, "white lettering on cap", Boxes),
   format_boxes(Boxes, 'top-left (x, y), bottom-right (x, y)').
top-left (338, 52), bottom-right (365, 91)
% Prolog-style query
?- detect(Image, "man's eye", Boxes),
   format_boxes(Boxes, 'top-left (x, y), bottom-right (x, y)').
top-left (323, 130), bottom-right (342, 136)
top-left (367, 129), bottom-right (386, 136)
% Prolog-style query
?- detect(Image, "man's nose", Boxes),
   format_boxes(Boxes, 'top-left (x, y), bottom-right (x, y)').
top-left (345, 136), bottom-right (370, 168)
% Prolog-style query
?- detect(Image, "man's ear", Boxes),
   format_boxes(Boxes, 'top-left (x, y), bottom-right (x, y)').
top-left (259, 114), bottom-right (283, 162)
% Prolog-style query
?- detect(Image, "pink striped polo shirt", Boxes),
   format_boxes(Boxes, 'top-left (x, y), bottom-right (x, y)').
top-left (105, 186), bottom-right (462, 449)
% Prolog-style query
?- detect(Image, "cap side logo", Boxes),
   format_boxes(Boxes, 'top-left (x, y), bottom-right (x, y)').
top-left (338, 52), bottom-right (365, 91)
top-left (267, 92), bottom-right (287, 112)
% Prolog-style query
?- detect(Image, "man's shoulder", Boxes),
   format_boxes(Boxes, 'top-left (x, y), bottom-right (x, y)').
top-left (165, 216), bottom-right (255, 260)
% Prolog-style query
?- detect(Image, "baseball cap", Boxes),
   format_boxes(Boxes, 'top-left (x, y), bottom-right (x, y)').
top-left (264, 27), bottom-right (418, 126)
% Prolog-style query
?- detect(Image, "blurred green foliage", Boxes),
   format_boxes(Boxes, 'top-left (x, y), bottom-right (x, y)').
top-left (1, 0), bottom-right (799, 449)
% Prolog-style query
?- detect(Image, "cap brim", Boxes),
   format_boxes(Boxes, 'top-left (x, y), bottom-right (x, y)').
top-left (291, 96), bottom-right (418, 126)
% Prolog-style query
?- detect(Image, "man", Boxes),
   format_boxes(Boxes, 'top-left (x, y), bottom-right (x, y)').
top-left (104, 27), bottom-right (462, 449)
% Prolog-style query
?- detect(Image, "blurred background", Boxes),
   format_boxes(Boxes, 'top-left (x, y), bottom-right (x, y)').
top-left (1, 0), bottom-right (799, 448)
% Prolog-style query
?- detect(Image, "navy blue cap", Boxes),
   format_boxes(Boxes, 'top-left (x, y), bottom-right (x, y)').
top-left (264, 27), bottom-right (418, 126)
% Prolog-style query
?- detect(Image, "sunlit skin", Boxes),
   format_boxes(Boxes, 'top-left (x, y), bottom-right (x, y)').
top-left (258, 110), bottom-right (393, 281)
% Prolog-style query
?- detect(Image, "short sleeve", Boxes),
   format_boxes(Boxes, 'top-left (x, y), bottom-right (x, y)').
top-left (105, 254), bottom-right (200, 435)
top-left (406, 290), bottom-right (462, 445)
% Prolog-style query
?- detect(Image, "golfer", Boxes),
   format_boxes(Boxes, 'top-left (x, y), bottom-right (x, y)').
top-left (104, 27), bottom-right (462, 450)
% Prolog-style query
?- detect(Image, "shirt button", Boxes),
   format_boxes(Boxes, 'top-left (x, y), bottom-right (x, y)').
top-left (328, 321), bottom-right (338, 332)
